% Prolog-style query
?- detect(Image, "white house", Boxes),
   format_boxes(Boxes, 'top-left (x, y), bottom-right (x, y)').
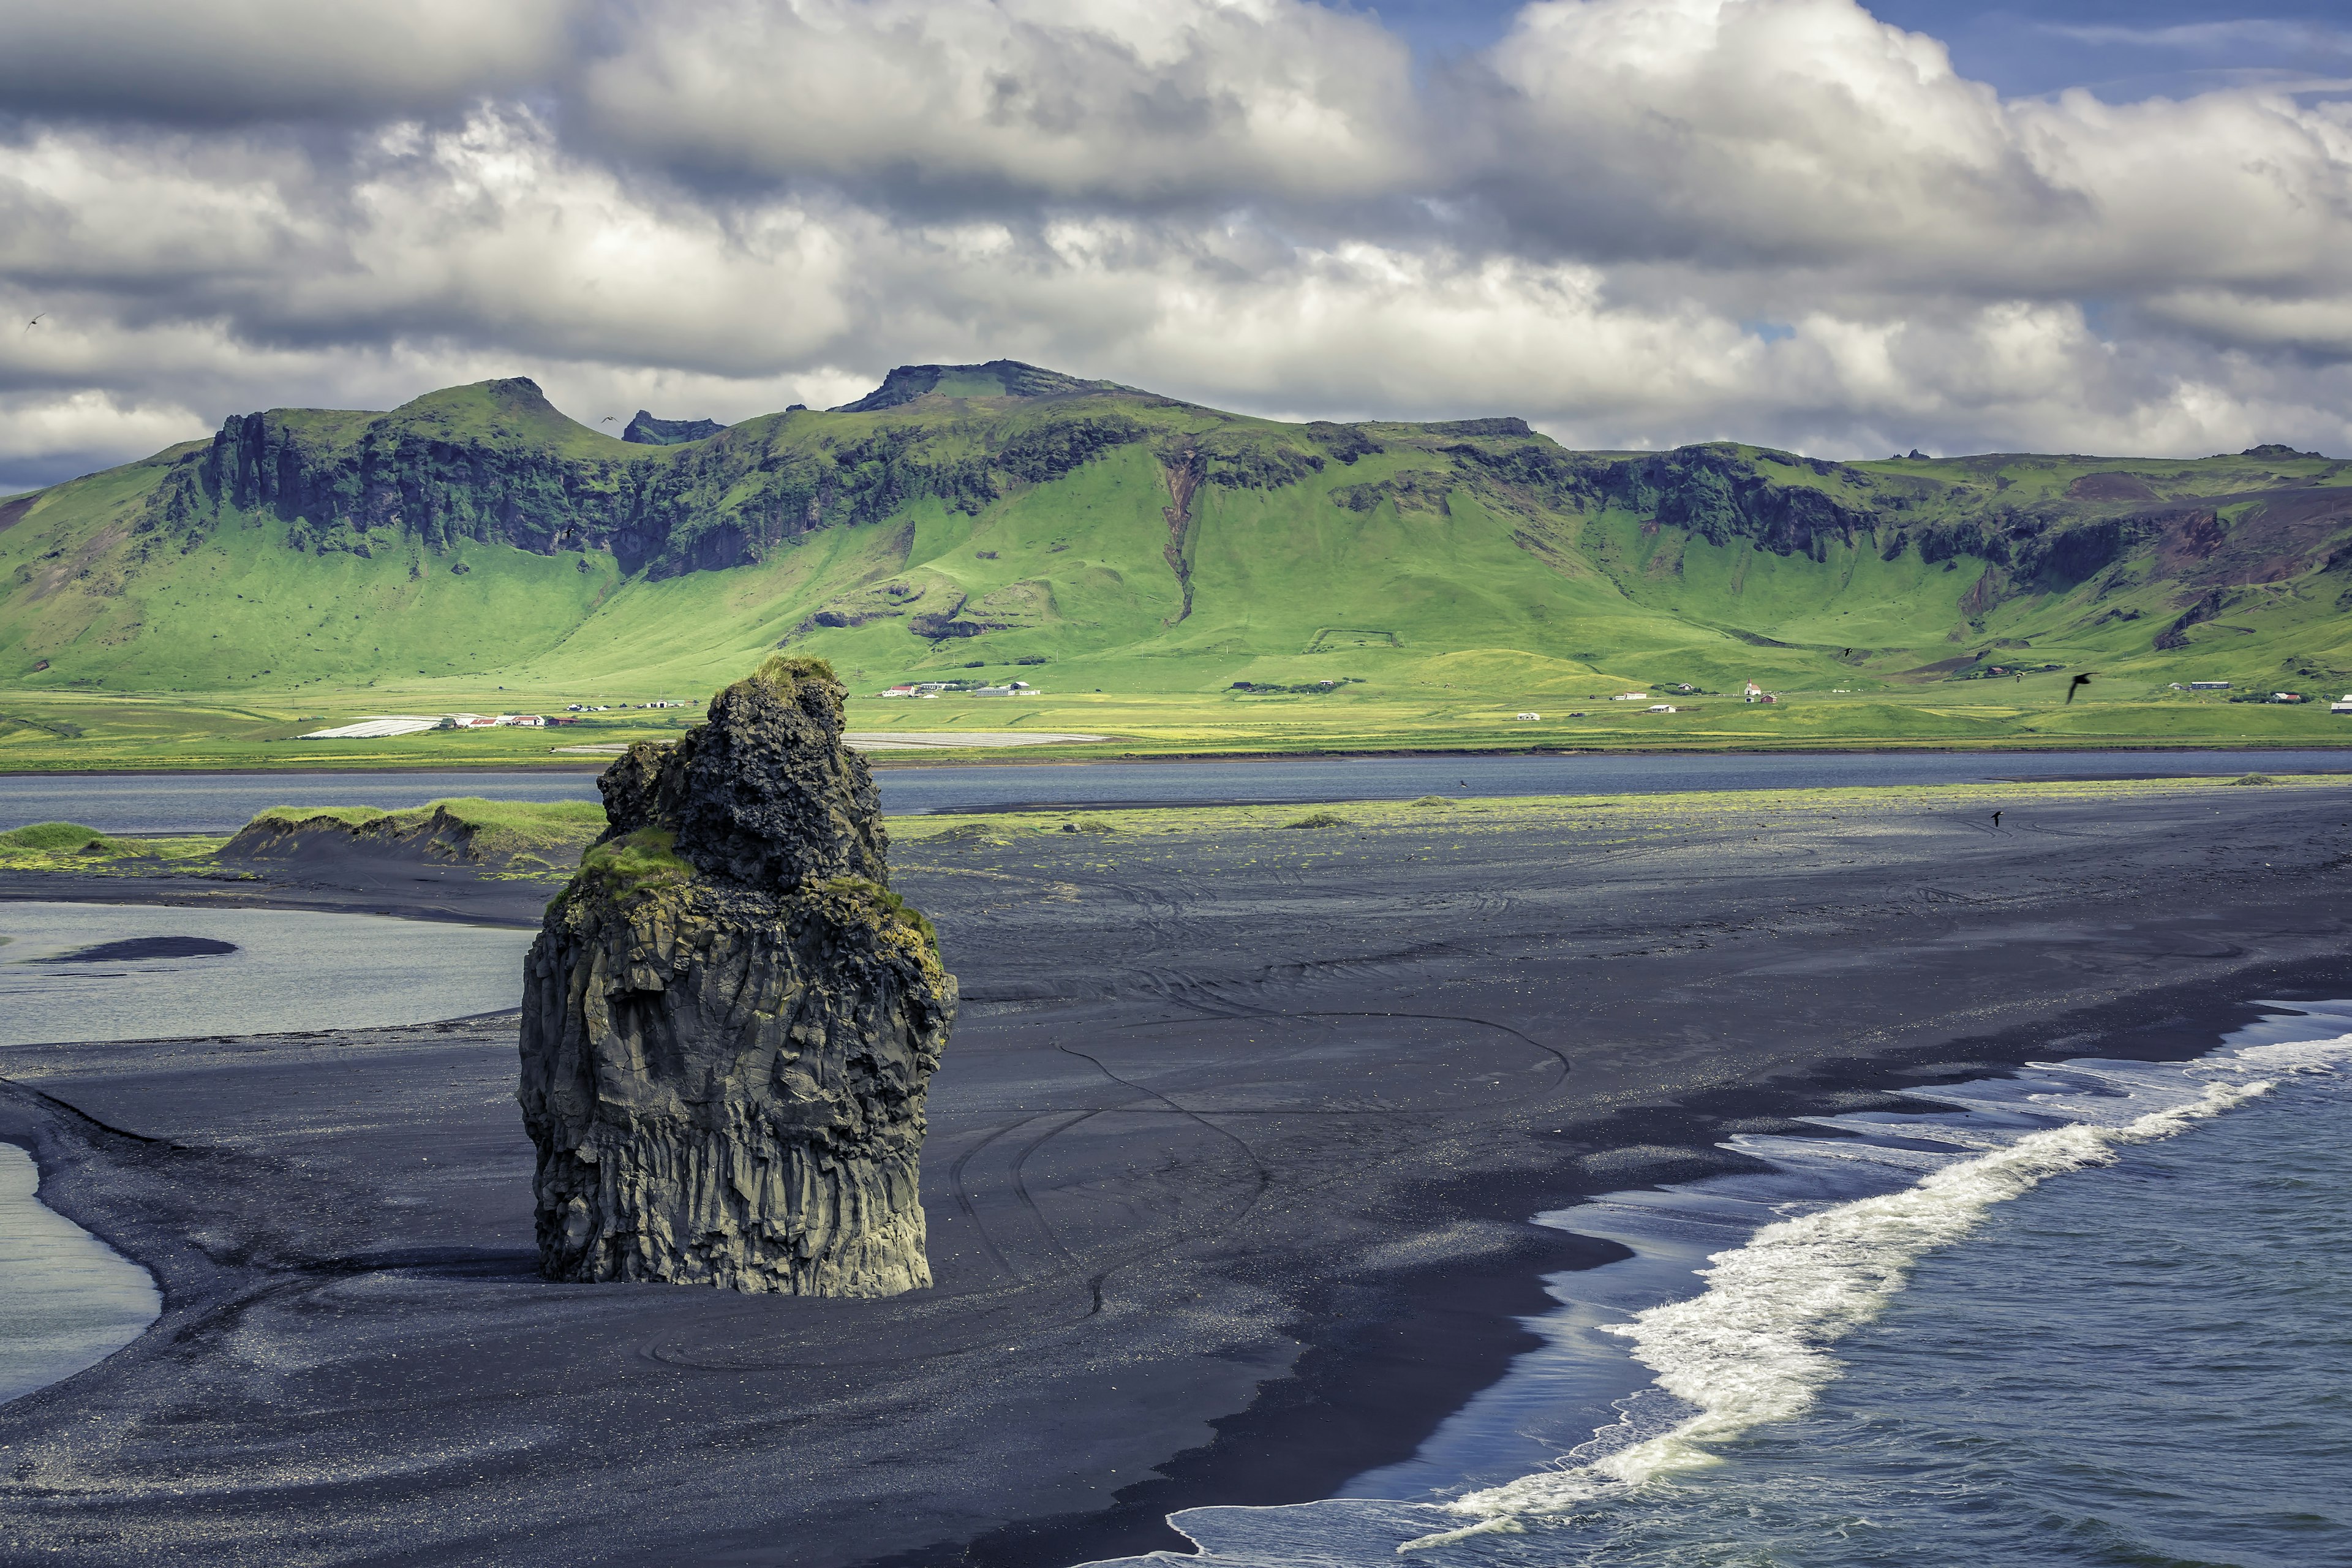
top-left (2332, 694), bottom-right (2352, 714)
top-left (1515, 711), bottom-right (1540, 721)
top-left (1611, 692), bottom-right (1651, 701)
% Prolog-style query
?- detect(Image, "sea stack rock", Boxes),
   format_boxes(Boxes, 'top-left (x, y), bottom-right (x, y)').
top-left (518, 656), bottom-right (953, 1295)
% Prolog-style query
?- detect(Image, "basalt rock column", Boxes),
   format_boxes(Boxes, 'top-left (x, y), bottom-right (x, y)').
top-left (519, 656), bottom-right (954, 1295)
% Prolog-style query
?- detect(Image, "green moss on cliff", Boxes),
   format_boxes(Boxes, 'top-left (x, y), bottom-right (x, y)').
top-left (823, 875), bottom-right (940, 958)
top-left (561, 827), bottom-right (695, 912)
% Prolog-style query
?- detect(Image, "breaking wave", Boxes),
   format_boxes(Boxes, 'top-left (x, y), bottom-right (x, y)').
top-left (1409, 1022), bottom-right (2352, 1549)
top-left (1082, 1002), bottom-right (2352, 1567)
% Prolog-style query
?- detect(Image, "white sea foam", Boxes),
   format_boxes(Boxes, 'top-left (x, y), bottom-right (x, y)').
top-left (1408, 1030), bottom-right (2352, 1547)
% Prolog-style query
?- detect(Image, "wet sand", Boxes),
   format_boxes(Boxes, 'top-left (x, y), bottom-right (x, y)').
top-left (1, 783), bottom-right (2348, 1566)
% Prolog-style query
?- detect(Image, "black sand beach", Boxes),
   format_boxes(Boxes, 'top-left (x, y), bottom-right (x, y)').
top-left (2, 782), bottom-right (2349, 1566)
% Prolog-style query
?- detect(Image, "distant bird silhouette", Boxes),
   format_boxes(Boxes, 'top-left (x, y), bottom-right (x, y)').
top-left (2065, 673), bottom-right (2096, 704)
top-left (600, 415), bottom-right (616, 423)
top-left (23, 312), bottom-right (44, 333)
top-left (1991, 810), bottom-right (2002, 827)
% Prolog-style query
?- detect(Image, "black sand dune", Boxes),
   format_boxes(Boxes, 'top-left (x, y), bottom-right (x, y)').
top-left (1, 784), bottom-right (2348, 1566)
top-left (0, 809), bottom-right (576, 927)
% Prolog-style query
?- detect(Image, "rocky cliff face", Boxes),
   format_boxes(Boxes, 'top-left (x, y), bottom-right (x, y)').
top-left (518, 656), bottom-right (953, 1295)
top-left (622, 411), bottom-right (727, 446)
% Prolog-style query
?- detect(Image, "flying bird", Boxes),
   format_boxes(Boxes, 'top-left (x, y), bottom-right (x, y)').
top-left (23, 312), bottom-right (44, 333)
top-left (2065, 673), bottom-right (2097, 704)
top-left (600, 415), bottom-right (616, 423)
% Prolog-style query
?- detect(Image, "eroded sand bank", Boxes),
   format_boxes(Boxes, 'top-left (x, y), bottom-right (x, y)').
top-left (1, 781), bottom-right (2347, 1566)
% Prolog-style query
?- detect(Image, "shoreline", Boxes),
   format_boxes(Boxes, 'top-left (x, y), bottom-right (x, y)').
top-left (2, 780), bottom-right (2347, 1565)
top-left (929, 959), bottom-right (2352, 1568)
top-left (8, 964), bottom-right (2339, 1568)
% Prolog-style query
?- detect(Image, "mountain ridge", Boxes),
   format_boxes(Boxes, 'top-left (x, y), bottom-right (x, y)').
top-left (4, 364), bottom-right (2349, 703)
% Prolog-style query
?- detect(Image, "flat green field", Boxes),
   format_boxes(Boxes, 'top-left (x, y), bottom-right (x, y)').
top-left (0, 672), bottom-right (2344, 773)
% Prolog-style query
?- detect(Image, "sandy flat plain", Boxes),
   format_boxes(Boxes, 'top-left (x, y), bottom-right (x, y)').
top-left (2, 780), bottom-right (2349, 1566)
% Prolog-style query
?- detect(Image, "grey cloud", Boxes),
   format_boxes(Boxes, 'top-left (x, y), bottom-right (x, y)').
top-left (0, 0), bottom-right (580, 124)
top-left (571, 0), bottom-right (1432, 206)
top-left (9, 0), bottom-right (2352, 495)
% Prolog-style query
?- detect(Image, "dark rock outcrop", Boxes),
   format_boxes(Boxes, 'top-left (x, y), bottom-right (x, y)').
top-left (520, 656), bottom-right (953, 1295)
top-left (621, 411), bottom-right (727, 445)
top-left (830, 358), bottom-right (1114, 412)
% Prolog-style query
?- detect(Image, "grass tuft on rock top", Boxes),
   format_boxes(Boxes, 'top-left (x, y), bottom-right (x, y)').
top-left (560, 827), bottom-right (693, 910)
top-left (1282, 810), bottom-right (1352, 829)
top-left (755, 654), bottom-right (841, 687)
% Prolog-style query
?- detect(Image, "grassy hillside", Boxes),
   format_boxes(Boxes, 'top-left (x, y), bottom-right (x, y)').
top-left (3, 368), bottom-right (2350, 767)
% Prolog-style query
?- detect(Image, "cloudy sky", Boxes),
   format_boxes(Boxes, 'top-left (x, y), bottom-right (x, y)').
top-left (6, 0), bottom-right (2352, 491)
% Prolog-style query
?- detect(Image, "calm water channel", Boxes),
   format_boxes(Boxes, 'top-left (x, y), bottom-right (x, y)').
top-left (3, 748), bottom-right (2348, 832)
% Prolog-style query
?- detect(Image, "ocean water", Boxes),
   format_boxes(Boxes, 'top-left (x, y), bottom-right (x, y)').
top-left (0, 1144), bottom-right (160, 1405)
top-left (1093, 1002), bottom-right (2352, 1567)
top-left (0, 902), bottom-right (536, 1047)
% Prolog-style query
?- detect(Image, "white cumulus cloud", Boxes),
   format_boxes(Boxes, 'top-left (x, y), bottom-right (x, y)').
top-left (6, 0), bottom-right (2352, 491)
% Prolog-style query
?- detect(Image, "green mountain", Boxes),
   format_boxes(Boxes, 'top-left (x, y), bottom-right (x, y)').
top-left (4, 364), bottom-right (2350, 705)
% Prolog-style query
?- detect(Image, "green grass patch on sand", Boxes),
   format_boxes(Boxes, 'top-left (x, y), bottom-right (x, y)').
top-left (889, 772), bottom-right (2352, 850)
top-left (11, 773), bottom-right (2345, 884)
top-left (0, 821), bottom-right (226, 872)
top-left (249, 797), bottom-right (602, 842)
top-left (246, 805), bottom-right (398, 831)
top-left (236, 797), bottom-right (608, 876)
top-left (1, 821), bottom-right (130, 853)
